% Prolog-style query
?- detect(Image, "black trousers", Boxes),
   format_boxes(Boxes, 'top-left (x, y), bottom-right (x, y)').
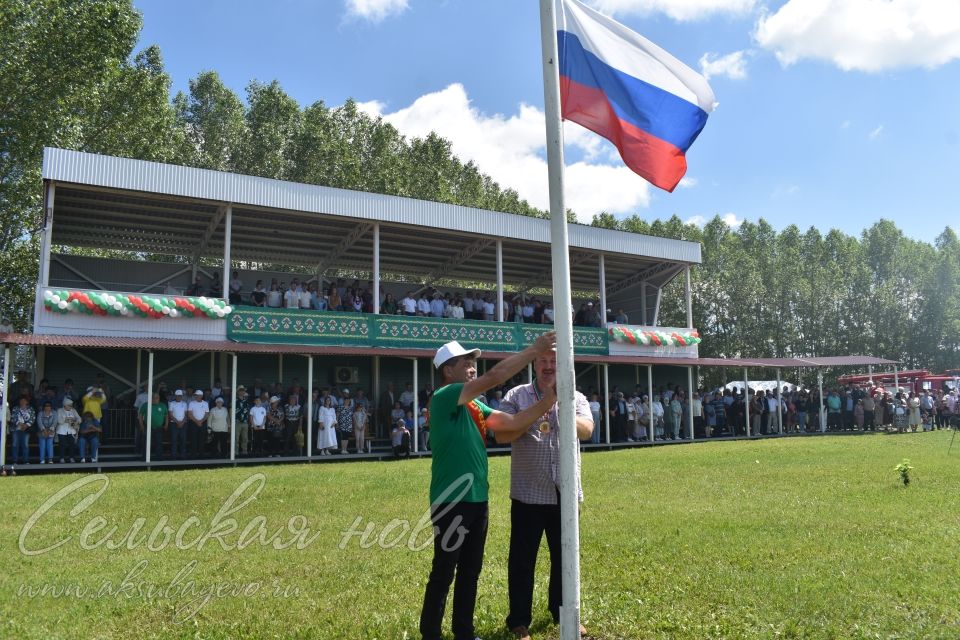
top-left (506, 498), bottom-right (562, 629)
top-left (187, 422), bottom-right (206, 457)
top-left (420, 501), bottom-right (489, 640)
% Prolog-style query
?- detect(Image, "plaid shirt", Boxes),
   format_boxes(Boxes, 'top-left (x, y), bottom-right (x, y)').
top-left (499, 383), bottom-right (591, 505)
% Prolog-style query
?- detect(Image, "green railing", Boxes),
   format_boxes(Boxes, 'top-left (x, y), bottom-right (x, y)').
top-left (227, 307), bottom-right (609, 355)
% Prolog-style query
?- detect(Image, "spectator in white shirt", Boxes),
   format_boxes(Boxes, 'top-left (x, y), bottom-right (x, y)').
top-left (168, 390), bottom-right (188, 459)
top-left (300, 283), bottom-right (314, 309)
top-left (400, 383), bottom-right (415, 411)
top-left (401, 291), bottom-right (417, 316)
top-left (188, 390), bottom-right (210, 458)
top-left (430, 293), bottom-right (445, 318)
top-left (265, 282), bottom-right (282, 308)
top-left (483, 297), bottom-right (495, 321)
top-left (283, 284), bottom-right (300, 309)
top-left (521, 302), bottom-right (534, 323)
top-left (417, 293), bottom-right (431, 316)
top-left (209, 396), bottom-right (230, 456)
top-left (543, 302), bottom-right (555, 324)
top-left (249, 396), bottom-right (267, 456)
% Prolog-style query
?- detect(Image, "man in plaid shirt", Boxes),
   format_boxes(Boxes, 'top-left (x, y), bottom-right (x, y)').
top-left (495, 349), bottom-right (594, 640)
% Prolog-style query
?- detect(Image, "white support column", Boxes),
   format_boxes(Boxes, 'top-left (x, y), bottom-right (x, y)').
top-left (230, 353), bottom-right (238, 461)
top-left (653, 287), bottom-right (662, 326)
top-left (528, 363), bottom-right (533, 384)
top-left (868, 365), bottom-right (874, 385)
top-left (34, 183), bottom-right (56, 330)
top-left (40, 183), bottom-right (55, 288)
top-left (818, 369), bottom-right (826, 432)
top-left (603, 364), bottom-right (611, 444)
top-left (687, 366), bottom-right (695, 440)
top-left (306, 356), bottom-right (313, 459)
top-left (1, 344), bottom-right (10, 467)
top-left (776, 370), bottom-right (783, 434)
top-left (599, 253), bottom-right (607, 328)
top-left (135, 350), bottom-right (142, 398)
top-left (744, 368), bottom-right (751, 437)
top-left (496, 239), bottom-right (504, 322)
top-left (412, 359), bottom-right (419, 453)
top-left (146, 351), bottom-right (154, 463)
top-left (647, 364), bottom-right (655, 443)
top-left (373, 223), bottom-right (381, 314)
top-left (894, 365), bottom-right (899, 392)
top-left (685, 265), bottom-right (693, 329)
top-left (222, 204), bottom-right (232, 305)
top-left (641, 282), bottom-right (648, 326)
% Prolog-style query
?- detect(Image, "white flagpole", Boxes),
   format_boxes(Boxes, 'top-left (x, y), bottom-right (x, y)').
top-left (539, 1), bottom-right (581, 638)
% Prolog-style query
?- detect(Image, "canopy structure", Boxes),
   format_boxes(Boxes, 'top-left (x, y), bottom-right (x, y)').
top-left (42, 148), bottom-right (698, 312)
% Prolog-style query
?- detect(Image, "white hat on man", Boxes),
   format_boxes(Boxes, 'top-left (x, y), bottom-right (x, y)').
top-left (433, 340), bottom-right (482, 369)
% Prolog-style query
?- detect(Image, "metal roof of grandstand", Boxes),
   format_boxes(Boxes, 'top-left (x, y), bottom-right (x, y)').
top-left (1, 333), bottom-right (896, 368)
top-left (41, 148), bottom-right (699, 294)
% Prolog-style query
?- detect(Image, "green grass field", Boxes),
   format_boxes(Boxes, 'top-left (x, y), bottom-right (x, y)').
top-left (1, 432), bottom-right (959, 639)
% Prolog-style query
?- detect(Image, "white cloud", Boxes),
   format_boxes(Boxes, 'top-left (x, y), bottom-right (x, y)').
top-left (678, 177), bottom-right (699, 189)
top-left (344, 0), bottom-right (408, 22)
top-left (686, 212), bottom-right (744, 228)
top-left (721, 212), bottom-right (743, 228)
top-left (699, 50), bottom-right (749, 80)
top-left (358, 84), bottom-right (651, 222)
top-left (755, 0), bottom-right (960, 72)
top-left (869, 124), bottom-right (884, 140)
top-left (591, 0), bottom-right (756, 22)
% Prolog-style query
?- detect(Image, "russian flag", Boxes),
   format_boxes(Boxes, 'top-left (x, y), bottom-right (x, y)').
top-left (556, 0), bottom-right (716, 192)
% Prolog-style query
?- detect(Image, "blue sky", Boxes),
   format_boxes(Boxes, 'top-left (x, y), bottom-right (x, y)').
top-left (135, 0), bottom-right (960, 242)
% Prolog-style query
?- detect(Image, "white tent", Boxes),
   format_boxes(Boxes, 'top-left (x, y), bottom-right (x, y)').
top-left (724, 380), bottom-right (798, 394)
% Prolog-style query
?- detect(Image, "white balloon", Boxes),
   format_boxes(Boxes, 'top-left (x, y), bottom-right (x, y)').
top-left (169, 309), bottom-right (179, 318)
top-left (57, 301), bottom-right (68, 310)
top-left (216, 309), bottom-right (225, 318)
top-left (223, 306), bottom-right (233, 314)
top-left (43, 290), bottom-right (53, 300)
top-left (50, 295), bottom-right (61, 305)
top-left (113, 303), bottom-right (122, 311)
top-left (161, 306), bottom-right (170, 315)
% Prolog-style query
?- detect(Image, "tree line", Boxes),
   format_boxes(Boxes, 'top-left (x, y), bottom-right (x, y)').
top-left (3, 0), bottom-right (957, 380)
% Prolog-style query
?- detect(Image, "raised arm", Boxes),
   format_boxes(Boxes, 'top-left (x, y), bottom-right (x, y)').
top-left (458, 331), bottom-right (556, 405)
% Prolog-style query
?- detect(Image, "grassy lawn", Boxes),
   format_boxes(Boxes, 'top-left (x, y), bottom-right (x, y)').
top-left (1, 432), bottom-right (959, 639)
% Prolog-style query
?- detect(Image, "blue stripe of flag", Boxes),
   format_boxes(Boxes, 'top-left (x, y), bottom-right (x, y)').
top-left (558, 31), bottom-right (709, 152)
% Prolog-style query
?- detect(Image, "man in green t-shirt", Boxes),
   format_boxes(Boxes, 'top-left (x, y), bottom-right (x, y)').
top-left (420, 332), bottom-right (558, 640)
top-left (138, 391), bottom-right (169, 461)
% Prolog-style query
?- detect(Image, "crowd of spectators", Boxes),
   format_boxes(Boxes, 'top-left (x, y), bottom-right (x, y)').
top-left (168, 272), bottom-right (633, 326)
top-left (7, 369), bottom-right (954, 468)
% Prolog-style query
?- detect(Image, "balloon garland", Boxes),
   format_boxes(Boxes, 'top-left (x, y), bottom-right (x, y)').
top-left (42, 289), bottom-right (232, 319)
top-left (608, 326), bottom-right (701, 347)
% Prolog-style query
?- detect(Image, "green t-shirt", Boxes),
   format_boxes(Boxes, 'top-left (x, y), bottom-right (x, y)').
top-left (428, 382), bottom-right (493, 505)
top-left (139, 402), bottom-right (168, 429)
